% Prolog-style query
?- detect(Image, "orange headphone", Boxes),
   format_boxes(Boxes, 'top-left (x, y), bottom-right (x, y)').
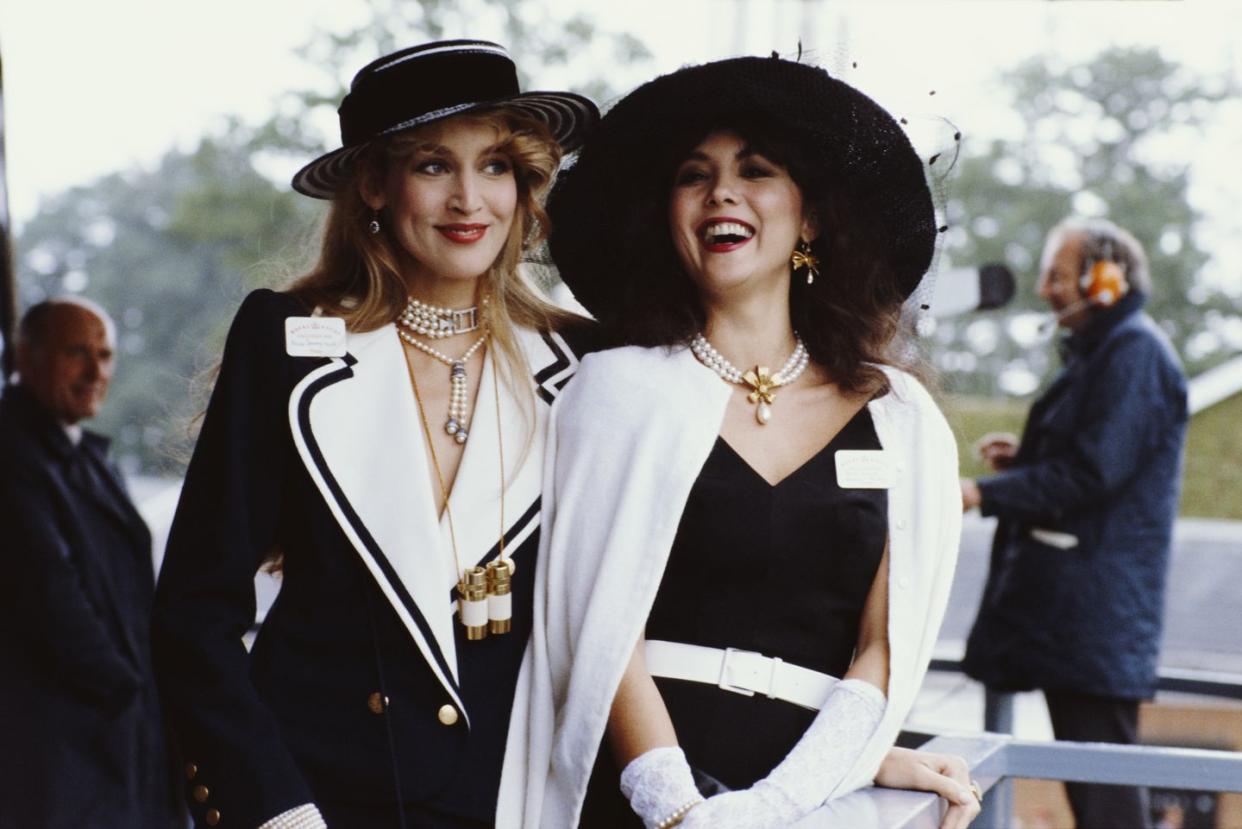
top-left (1079, 241), bottom-right (1129, 308)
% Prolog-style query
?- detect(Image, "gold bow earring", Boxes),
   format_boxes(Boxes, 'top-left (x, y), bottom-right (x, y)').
top-left (791, 239), bottom-right (821, 285)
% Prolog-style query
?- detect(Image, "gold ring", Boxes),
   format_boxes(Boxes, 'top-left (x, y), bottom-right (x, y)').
top-left (969, 780), bottom-right (983, 802)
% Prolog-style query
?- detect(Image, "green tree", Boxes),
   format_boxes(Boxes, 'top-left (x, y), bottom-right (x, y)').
top-left (15, 124), bottom-right (317, 474)
top-left (937, 46), bottom-right (1238, 396)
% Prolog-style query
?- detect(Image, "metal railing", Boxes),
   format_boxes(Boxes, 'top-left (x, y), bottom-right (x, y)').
top-left (791, 662), bottom-right (1242, 828)
top-left (793, 733), bottom-right (1242, 829)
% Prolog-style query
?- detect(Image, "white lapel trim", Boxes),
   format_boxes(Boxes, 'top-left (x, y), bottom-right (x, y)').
top-left (288, 324), bottom-right (468, 723)
top-left (533, 329), bottom-right (580, 405)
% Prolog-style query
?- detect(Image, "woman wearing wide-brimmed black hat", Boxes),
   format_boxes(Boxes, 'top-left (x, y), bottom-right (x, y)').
top-left (499, 55), bottom-right (974, 828)
top-left (151, 40), bottom-right (599, 828)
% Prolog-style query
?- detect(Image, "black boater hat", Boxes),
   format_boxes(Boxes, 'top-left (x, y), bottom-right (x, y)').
top-left (292, 39), bottom-right (599, 199)
top-left (547, 55), bottom-right (936, 319)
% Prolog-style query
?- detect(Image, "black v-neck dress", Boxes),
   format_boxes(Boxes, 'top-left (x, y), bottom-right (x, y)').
top-left (580, 406), bottom-right (888, 826)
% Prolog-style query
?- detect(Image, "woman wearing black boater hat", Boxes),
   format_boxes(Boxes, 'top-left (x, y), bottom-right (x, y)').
top-left (151, 40), bottom-right (598, 828)
top-left (499, 55), bottom-right (975, 828)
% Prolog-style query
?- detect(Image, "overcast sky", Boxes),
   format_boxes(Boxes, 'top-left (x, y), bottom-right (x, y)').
top-left (2, 0), bottom-right (1239, 289)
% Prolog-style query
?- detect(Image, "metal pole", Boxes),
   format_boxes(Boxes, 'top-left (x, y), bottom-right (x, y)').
top-left (0, 45), bottom-right (17, 382)
top-left (984, 687), bottom-right (1016, 734)
top-left (980, 688), bottom-right (1016, 828)
top-left (975, 779), bottom-right (1013, 829)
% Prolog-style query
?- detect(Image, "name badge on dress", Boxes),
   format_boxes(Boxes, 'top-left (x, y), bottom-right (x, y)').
top-left (285, 316), bottom-right (346, 357)
top-left (835, 450), bottom-right (896, 489)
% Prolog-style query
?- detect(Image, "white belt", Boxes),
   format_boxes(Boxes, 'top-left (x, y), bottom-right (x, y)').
top-left (644, 640), bottom-right (839, 712)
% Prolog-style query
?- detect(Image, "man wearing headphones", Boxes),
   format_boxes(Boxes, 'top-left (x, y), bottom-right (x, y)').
top-left (959, 218), bottom-right (1188, 829)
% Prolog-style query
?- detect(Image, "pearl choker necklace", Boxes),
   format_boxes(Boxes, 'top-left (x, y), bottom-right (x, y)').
top-left (400, 297), bottom-right (480, 339)
top-left (690, 333), bottom-right (810, 424)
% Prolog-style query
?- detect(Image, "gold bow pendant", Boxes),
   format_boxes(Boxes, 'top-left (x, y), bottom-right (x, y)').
top-left (743, 366), bottom-right (784, 425)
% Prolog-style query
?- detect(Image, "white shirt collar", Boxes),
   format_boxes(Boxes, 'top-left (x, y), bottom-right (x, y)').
top-left (61, 422), bottom-right (83, 446)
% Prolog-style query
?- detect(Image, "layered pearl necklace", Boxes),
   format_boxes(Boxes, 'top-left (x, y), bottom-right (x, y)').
top-left (399, 296), bottom-right (481, 338)
top-left (690, 333), bottom-right (810, 424)
top-left (397, 296), bottom-right (487, 445)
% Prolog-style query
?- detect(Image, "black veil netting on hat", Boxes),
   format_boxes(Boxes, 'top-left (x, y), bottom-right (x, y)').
top-left (539, 55), bottom-right (945, 330)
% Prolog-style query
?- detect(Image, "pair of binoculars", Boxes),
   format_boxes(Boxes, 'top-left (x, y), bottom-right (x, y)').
top-left (458, 559), bottom-right (514, 640)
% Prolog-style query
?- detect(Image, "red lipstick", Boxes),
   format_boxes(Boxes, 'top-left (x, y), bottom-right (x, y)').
top-left (437, 224), bottom-right (488, 244)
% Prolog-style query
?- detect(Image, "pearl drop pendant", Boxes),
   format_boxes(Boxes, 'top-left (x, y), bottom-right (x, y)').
top-left (396, 328), bottom-right (487, 446)
top-left (756, 401), bottom-right (773, 424)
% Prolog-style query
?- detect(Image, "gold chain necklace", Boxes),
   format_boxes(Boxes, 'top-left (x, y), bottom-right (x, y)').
top-left (402, 331), bottom-right (512, 641)
top-left (489, 355), bottom-right (513, 633)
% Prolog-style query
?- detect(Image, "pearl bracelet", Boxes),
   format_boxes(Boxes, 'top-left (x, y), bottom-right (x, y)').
top-left (656, 797), bottom-right (703, 829)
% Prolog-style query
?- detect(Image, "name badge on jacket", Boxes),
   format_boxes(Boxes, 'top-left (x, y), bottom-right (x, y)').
top-left (285, 317), bottom-right (347, 357)
top-left (835, 450), bottom-right (895, 489)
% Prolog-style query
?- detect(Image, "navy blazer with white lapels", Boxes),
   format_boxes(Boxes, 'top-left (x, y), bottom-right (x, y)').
top-left (151, 289), bottom-right (589, 828)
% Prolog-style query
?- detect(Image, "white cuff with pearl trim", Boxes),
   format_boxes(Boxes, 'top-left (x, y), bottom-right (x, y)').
top-left (257, 803), bottom-right (328, 829)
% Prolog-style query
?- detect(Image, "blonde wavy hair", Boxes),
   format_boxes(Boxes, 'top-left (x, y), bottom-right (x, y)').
top-left (287, 108), bottom-right (578, 437)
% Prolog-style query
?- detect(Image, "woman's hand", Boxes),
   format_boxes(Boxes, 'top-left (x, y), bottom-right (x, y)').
top-left (960, 478), bottom-right (983, 512)
top-left (974, 432), bottom-right (1019, 472)
top-left (680, 744), bottom-right (983, 829)
top-left (875, 746), bottom-right (982, 829)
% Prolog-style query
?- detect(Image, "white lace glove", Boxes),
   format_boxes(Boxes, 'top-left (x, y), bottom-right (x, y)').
top-left (679, 678), bottom-right (886, 829)
top-left (620, 746), bottom-right (704, 829)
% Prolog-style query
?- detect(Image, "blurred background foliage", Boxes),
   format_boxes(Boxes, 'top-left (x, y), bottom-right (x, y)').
top-left (9, 2), bottom-right (1241, 517)
top-left (934, 45), bottom-right (1239, 399)
top-left (17, 126), bottom-right (317, 475)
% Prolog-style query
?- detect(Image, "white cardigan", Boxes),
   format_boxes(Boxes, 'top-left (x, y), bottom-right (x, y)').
top-left (498, 345), bottom-right (962, 828)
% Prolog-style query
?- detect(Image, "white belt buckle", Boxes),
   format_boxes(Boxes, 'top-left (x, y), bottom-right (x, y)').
top-left (766, 657), bottom-right (784, 700)
top-left (718, 647), bottom-right (760, 697)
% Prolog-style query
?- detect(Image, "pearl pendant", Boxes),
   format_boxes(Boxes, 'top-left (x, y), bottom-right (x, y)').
top-left (756, 401), bottom-right (772, 425)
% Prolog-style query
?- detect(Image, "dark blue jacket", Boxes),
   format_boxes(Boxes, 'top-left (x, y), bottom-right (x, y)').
top-left (962, 292), bottom-right (1188, 699)
top-left (0, 384), bottom-right (180, 828)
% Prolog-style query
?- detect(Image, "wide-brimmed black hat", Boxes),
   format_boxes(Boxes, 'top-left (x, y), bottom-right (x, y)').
top-left (292, 39), bottom-right (599, 199)
top-left (547, 54), bottom-right (936, 317)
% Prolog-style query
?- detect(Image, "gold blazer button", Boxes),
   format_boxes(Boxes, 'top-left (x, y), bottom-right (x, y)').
top-left (205, 808), bottom-right (221, 826)
top-left (185, 762), bottom-right (198, 780)
top-left (437, 704), bottom-right (459, 726)
top-left (367, 692), bottom-right (388, 714)
top-left (193, 784), bottom-right (210, 803)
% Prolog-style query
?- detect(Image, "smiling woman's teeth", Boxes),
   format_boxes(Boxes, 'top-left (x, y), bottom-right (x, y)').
top-left (703, 221), bottom-right (754, 243)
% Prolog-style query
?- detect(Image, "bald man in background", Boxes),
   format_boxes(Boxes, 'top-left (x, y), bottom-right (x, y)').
top-left (0, 298), bottom-right (180, 828)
